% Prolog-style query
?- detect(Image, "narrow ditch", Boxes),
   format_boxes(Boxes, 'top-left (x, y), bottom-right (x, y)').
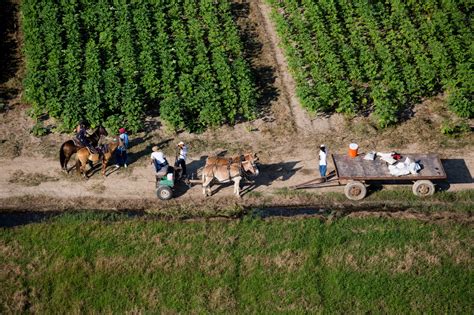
top-left (2, 204), bottom-right (467, 228)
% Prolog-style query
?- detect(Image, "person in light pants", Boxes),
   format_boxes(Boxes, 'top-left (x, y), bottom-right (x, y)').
top-left (319, 144), bottom-right (327, 180)
top-left (175, 141), bottom-right (187, 178)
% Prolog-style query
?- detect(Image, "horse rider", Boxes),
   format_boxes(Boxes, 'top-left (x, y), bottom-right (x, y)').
top-left (75, 122), bottom-right (97, 154)
top-left (175, 141), bottom-right (188, 178)
top-left (115, 127), bottom-right (129, 168)
top-left (151, 146), bottom-right (169, 178)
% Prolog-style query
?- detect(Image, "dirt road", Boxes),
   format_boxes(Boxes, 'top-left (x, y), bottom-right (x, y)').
top-left (0, 145), bottom-right (472, 206)
top-left (0, 0), bottom-right (472, 210)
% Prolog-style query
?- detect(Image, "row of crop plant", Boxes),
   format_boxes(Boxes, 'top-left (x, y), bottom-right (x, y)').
top-left (22, 0), bottom-right (256, 132)
top-left (266, 0), bottom-right (473, 127)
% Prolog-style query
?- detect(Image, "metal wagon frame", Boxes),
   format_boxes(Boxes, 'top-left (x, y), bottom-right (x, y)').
top-left (292, 153), bottom-right (447, 200)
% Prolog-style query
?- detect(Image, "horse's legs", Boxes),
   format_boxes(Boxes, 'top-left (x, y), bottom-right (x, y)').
top-left (76, 152), bottom-right (89, 179)
top-left (76, 159), bottom-right (82, 176)
top-left (81, 159), bottom-right (89, 178)
top-left (234, 177), bottom-right (242, 197)
top-left (76, 159), bottom-right (87, 178)
top-left (63, 154), bottom-right (70, 172)
top-left (206, 183), bottom-right (212, 197)
top-left (202, 174), bottom-right (207, 196)
top-left (102, 157), bottom-right (108, 176)
top-left (202, 175), bottom-right (213, 197)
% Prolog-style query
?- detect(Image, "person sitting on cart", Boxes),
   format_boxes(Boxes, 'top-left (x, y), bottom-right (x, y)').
top-left (151, 146), bottom-right (169, 178)
top-left (175, 141), bottom-right (188, 179)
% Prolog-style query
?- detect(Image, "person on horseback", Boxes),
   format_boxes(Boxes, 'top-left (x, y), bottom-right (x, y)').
top-left (75, 122), bottom-right (97, 154)
top-left (115, 128), bottom-right (129, 168)
top-left (75, 122), bottom-right (87, 144)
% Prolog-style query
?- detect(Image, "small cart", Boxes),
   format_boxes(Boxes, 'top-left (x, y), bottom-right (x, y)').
top-left (292, 153), bottom-right (447, 200)
top-left (155, 165), bottom-right (185, 200)
top-left (156, 173), bottom-right (175, 200)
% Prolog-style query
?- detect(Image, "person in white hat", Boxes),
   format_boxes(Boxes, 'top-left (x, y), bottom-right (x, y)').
top-left (319, 144), bottom-right (327, 180)
top-left (150, 146), bottom-right (169, 177)
top-left (175, 141), bottom-right (188, 178)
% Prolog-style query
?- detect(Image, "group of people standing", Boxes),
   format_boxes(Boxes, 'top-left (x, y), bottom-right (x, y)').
top-left (75, 122), bottom-right (129, 168)
top-left (75, 122), bottom-right (187, 178)
top-left (75, 122), bottom-right (327, 181)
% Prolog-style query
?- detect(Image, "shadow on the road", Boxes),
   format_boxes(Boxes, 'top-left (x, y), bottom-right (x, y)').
top-left (124, 137), bottom-right (174, 167)
top-left (241, 161), bottom-right (302, 196)
top-left (0, 0), bottom-right (20, 88)
top-left (441, 159), bottom-right (473, 184)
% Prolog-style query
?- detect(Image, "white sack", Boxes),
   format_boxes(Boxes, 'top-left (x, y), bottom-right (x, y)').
top-left (377, 152), bottom-right (396, 164)
top-left (364, 151), bottom-right (376, 161)
top-left (408, 162), bottom-right (421, 175)
top-left (389, 163), bottom-right (410, 176)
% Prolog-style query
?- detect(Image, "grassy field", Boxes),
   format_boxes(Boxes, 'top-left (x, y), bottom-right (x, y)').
top-left (1, 212), bottom-right (472, 313)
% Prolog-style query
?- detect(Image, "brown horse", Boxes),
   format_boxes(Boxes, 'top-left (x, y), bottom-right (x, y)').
top-left (202, 153), bottom-right (259, 197)
top-left (75, 136), bottom-right (120, 178)
top-left (59, 126), bottom-right (108, 172)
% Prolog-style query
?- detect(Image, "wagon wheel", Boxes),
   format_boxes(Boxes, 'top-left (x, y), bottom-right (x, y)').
top-left (412, 180), bottom-right (435, 197)
top-left (344, 181), bottom-right (367, 200)
top-left (157, 185), bottom-right (173, 200)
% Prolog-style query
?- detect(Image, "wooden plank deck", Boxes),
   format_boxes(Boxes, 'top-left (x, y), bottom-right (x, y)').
top-left (332, 153), bottom-right (446, 181)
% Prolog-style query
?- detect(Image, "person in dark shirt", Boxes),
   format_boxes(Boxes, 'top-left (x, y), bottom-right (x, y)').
top-left (75, 122), bottom-right (97, 154)
top-left (115, 128), bottom-right (129, 168)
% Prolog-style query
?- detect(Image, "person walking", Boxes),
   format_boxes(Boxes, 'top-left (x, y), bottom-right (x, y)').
top-left (319, 144), bottom-right (327, 180)
top-left (175, 141), bottom-right (188, 178)
top-left (115, 127), bottom-right (129, 168)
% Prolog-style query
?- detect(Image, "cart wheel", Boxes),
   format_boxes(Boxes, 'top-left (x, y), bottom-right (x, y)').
top-left (344, 181), bottom-right (367, 200)
top-left (157, 185), bottom-right (173, 200)
top-left (412, 180), bottom-right (435, 197)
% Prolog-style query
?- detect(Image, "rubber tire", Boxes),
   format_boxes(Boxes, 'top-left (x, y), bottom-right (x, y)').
top-left (412, 180), bottom-right (435, 197)
top-left (157, 185), bottom-right (173, 200)
top-left (344, 181), bottom-right (367, 201)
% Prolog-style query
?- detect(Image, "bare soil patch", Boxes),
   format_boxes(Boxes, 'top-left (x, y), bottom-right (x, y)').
top-left (8, 170), bottom-right (59, 187)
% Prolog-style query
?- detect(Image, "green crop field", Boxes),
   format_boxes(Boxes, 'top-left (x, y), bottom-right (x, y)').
top-left (22, 0), bottom-right (256, 132)
top-left (1, 213), bottom-right (472, 313)
top-left (266, 0), bottom-right (473, 126)
top-left (20, 0), bottom-right (473, 132)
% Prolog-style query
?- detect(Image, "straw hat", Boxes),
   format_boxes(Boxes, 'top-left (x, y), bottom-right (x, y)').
top-left (152, 146), bottom-right (159, 152)
top-left (320, 144), bottom-right (325, 148)
top-left (178, 141), bottom-right (185, 146)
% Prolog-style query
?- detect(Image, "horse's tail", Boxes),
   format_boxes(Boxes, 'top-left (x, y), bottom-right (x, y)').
top-left (60, 142), bottom-right (67, 169)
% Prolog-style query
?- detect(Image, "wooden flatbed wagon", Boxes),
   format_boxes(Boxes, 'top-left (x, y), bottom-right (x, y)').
top-left (292, 153), bottom-right (447, 200)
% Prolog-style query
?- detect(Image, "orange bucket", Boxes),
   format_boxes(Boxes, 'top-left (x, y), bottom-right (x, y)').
top-left (348, 143), bottom-right (358, 158)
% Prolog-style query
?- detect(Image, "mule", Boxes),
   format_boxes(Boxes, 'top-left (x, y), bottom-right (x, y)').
top-left (59, 125), bottom-right (108, 172)
top-left (75, 136), bottom-right (120, 178)
top-left (202, 153), bottom-right (259, 197)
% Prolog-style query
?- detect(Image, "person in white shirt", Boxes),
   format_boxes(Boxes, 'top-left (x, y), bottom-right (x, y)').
top-left (151, 146), bottom-right (168, 177)
top-left (319, 144), bottom-right (327, 180)
top-left (175, 141), bottom-right (188, 178)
